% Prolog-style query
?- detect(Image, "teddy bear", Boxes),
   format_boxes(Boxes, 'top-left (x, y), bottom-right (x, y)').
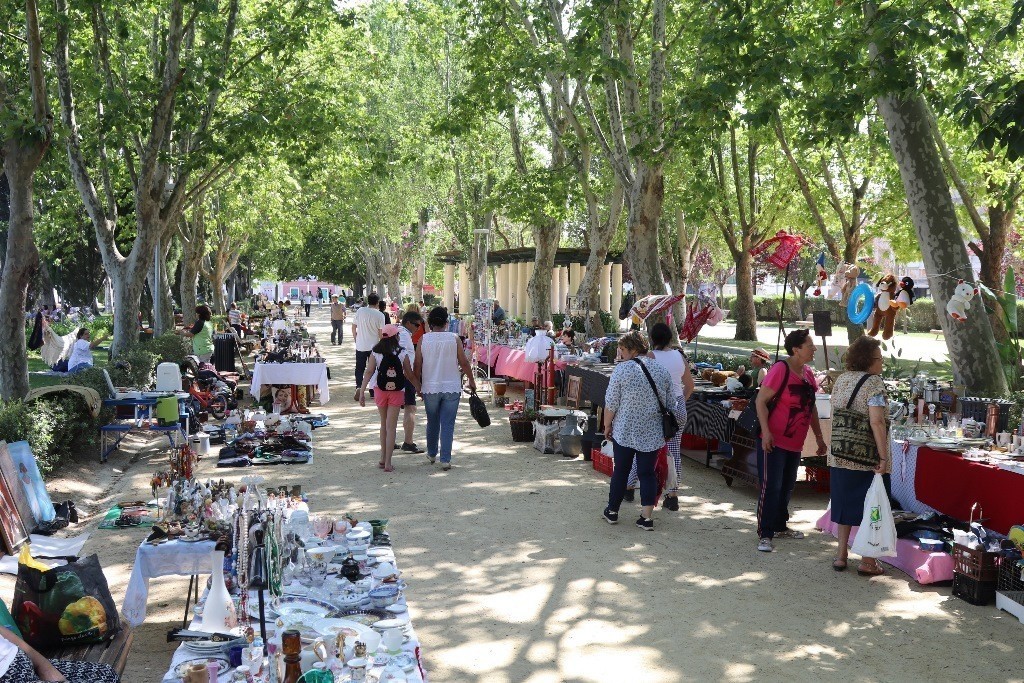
top-left (867, 274), bottom-right (899, 339)
top-left (831, 263), bottom-right (860, 302)
top-left (946, 279), bottom-right (978, 322)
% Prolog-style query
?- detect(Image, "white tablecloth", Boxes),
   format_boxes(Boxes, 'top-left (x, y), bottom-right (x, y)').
top-left (123, 539), bottom-right (217, 626)
top-left (889, 438), bottom-right (939, 515)
top-left (250, 362), bottom-right (330, 403)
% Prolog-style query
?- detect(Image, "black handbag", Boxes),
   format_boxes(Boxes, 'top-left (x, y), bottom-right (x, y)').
top-left (633, 359), bottom-right (679, 440)
top-left (468, 390), bottom-right (491, 428)
top-left (736, 361), bottom-right (790, 436)
top-left (830, 373), bottom-right (880, 467)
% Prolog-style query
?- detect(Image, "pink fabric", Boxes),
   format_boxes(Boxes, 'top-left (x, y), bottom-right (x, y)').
top-left (815, 509), bottom-right (954, 584)
top-left (480, 344), bottom-right (567, 383)
top-left (761, 362), bottom-right (819, 452)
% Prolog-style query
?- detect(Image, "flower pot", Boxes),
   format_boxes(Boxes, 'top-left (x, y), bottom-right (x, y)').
top-left (509, 419), bottom-right (535, 442)
top-left (494, 382), bottom-right (508, 397)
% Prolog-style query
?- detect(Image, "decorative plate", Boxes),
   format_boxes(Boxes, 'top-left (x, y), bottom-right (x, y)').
top-left (272, 596), bottom-right (338, 618)
top-left (309, 618), bottom-right (381, 652)
top-left (332, 608), bottom-right (388, 626)
top-left (181, 640), bottom-right (228, 655)
top-left (174, 657), bottom-right (230, 679)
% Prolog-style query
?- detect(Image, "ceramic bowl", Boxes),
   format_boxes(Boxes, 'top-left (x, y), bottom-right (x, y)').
top-left (368, 585), bottom-right (400, 608)
top-left (367, 519), bottom-right (388, 534)
top-left (919, 538), bottom-right (945, 553)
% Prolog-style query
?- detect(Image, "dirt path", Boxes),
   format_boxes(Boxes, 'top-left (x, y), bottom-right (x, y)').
top-left (8, 308), bottom-right (1018, 682)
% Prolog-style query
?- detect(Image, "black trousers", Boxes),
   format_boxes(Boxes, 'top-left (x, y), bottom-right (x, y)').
top-left (355, 350), bottom-right (371, 387)
top-left (304, 303), bottom-right (311, 316)
top-left (331, 320), bottom-right (345, 344)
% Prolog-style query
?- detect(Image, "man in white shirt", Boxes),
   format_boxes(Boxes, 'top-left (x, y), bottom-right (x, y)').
top-left (302, 292), bottom-right (313, 317)
top-left (396, 310), bottom-right (425, 453)
top-left (354, 292), bottom-right (386, 388)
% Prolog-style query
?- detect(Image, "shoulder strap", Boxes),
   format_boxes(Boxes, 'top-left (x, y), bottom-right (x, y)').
top-left (845, 372), bottom-right (874, 409)
top-left (632, 358), bottom-right (668, 411)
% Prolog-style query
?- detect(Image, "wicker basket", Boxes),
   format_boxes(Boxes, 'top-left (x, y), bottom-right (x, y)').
top-left (509, 418), bottom-right (535, 442)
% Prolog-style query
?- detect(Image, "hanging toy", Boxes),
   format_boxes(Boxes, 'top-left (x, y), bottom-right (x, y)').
top-left (946, 279), bottom-right (978, 322)
top-left (847, 282), bottom-right (874, 325)
top-left (813, 252), bottom-right (828, 297)
top-left (893, 276), bottom-right (915, 310)
top-left (867, 274), bottom-right (899, 339)
top-left (832, 263), bottom-right (860, 302)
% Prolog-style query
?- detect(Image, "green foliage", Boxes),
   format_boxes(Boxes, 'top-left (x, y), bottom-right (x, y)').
top-left (0, 402), bottom-right (52, 470)
top-left (0, 394), bottom-right (99, 475)
top-left (145, 334), bottom-right (191, 366)
top-left (721, 295), bottom-right (949, 334)
top-left (552, 312), bottom-right (616, 337)
top-left (50, 316), bottom-right (114, 339)
top-left (690, 350), bottom-right (748, 371)
top-left (107, 344), bottom-right (158, 389)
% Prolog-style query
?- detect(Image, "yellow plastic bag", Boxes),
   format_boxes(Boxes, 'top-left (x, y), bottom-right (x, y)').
top-left (18, 545), bottom-right (50, 573)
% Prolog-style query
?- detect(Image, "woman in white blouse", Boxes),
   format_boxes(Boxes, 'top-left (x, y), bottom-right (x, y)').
top-left (414, 307), bottom-right (475, 470)
top-left (602, 331), bottom-right (673, 530)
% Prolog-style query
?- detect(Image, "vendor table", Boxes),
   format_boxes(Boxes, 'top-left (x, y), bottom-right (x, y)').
top-left (157, 541), bottom-right (427, 682)
top-left (100, 398), bottom-right (186, 463)
top-left (915, 446), bottom-right (1024, 535)
top-left (250, 361), bottom-right (330, 404)
top-left (480, 344), bottom-right (568, 384)
top-left (123, 539), bottom-right (216, 626)
top-left (888, 440), bottom-right (939, 515)
top-left (815, 509), bottom-right (954, 584)
top-left (564, 365), bottom-right (615, 407)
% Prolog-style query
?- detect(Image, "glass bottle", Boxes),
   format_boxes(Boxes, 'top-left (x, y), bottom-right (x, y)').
top-left (280, 629), bottom-right (303, 683)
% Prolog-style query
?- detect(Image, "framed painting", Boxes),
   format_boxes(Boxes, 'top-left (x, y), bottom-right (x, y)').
top-left (0, 463), bottom-right (29, 554)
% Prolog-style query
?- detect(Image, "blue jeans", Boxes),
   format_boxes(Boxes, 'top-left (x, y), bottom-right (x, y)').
top-left (609, 441), bottom-right (658, 510)
top-left (756, 441), bottom-right (802, 539)
top-left (423, 392), bottom-right (460, 463)
top-left (68, 362), bottom-right (91, 374)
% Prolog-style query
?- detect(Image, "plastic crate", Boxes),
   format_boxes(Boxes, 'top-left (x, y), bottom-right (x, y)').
top-left (591, 448), bottom-right (613, 477)
top-left (998, 554), bottom-right (1024, 592)
top-left (953, 573), bottom-right (997, 606)
top-left (681, 434), bottom-right (717, 450)
top-left (958, 397), bottom-right (1011, 432)
top-left (805, 466), bottom-right (831, 493)
top-left (952, 543), bottom-right (1002, 582)
top-left (509, 419), bottom-right (535, 442)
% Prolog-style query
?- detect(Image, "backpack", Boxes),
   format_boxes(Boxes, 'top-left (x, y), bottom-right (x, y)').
top-left (376, 351), bottom-right (407, 392)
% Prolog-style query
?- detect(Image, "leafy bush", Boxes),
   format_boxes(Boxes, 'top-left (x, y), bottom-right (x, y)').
top-left (690, 350), bottom-right (748, 370)
top-left (0, 401), bottom-right (53, 465)
top-left (552, 311), bottom-right (617, 336)
top-left (50, 315), bottom-right (114, 339)
top-left (108, 343), bottom-right (158, 389)
top-left (145, 333), bottom-right (191, 366)
top-left (60, 369), bottom-right (115, 424)
top-left (722, 295), bottom-right (945, 333)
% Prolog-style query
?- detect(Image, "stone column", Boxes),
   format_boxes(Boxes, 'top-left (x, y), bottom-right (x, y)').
top-left (517, 262), bottom-right (529, 320)
top-left (525, 262), bottom-right (536, 320)
top-left (611, 263), bottom-right (623, 325)
top-left (458, 264), bottom-right (469, 314)
top-left (443, 264), bottom-right (455, 311)
top-left (551, 266), bottom-right (562, 314)
top-left (497, 264), bottom-right (510, 314)
top-left (569, 263), bottom-right (582, 296)
top-left (507, 263), bottom-right (519, 316)
top-left (557, 267), bottom-right (569, 313)
top-left (600, 264), bottom-right (612, 312)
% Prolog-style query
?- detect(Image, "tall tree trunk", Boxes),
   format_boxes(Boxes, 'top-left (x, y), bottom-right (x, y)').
top-left (147, 239), bottom-right (174, 334)
top-left (412, 209), bottom-right (428, 302)
top-left (528, 218), bottom-right (559, 323)
top-left (0, 156), bottom-right (43, 399)
top-left (842, 243), bottom-right (864, 344)
top-left (35, 262), bottom-right (56, 309)
top-left (623, 166), bottom-right (667, 299)
top-left (875, 94), bottom-right (1007, 394)
top-left (109, 263), bottom-right (148, 352)
top-left (978, 207), bottom-right (1011, 344)
top-left (733, 249), bottom-right (757, 341)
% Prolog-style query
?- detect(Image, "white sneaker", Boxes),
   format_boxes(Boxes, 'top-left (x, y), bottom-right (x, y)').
top-left (757, 537), bottom-right (774, 553)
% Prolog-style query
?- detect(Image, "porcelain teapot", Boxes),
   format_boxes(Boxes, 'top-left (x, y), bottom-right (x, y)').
top-left (340, 553), bottom-right (362, 583)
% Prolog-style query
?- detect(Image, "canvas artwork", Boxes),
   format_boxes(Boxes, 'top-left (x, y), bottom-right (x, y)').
top-left (0, 463), bottom-right (30, 555)
top-left (0, 441), bottom-right (54, 527)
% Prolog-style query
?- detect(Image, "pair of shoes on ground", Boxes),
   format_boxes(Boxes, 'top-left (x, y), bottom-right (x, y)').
top-left (757, 528), bottom-right (806, 552)
top-left (392, 442), bottom-right (424, 454)
top-left (602, 507), bottom-right (653, 530)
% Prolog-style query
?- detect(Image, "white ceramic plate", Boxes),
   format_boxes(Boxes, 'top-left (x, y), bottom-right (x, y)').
top-left (174, 657), bottom-right (229, 678)
top-left (182, 640), bottom-right (228, 655)
top-left (272, 597), bottom-right (337, 618)
top-left (309, 618), bottom-right (381, 651)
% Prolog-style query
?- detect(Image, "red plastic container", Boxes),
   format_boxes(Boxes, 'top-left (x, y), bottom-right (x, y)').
top-left (680, 434), bottom-right (717, 451)
top-left (591, 448), bottom-right (613, 477)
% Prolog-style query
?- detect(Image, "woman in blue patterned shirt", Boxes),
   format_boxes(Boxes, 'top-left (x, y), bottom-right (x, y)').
top-left (602, 331), bottom-right (673, 530)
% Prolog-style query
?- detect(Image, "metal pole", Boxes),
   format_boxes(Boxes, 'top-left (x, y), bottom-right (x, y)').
top-left (774, 262), bottom-right (791, 359)
top-left (153, 237), bottom-right (162, 334)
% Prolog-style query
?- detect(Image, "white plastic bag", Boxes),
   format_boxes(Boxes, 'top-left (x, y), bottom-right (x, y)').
top-left (600, 439), bottom-right (614, 458)
top-left (850, 473), bottom-right (898, 558)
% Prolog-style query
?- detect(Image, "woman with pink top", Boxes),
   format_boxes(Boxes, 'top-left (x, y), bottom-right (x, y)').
top-left (753, 329), bottom-right (827, 553)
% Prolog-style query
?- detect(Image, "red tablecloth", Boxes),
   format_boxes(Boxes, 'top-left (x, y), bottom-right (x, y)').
top-left (915, 447), bottom-right (1024, 534)
top-left (478, 344), bottom-right (567, 383)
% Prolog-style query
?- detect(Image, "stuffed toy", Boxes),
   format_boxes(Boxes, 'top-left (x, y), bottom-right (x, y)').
top-left (831, 263), bottom-right (860, 302)
top-left (813, 252), bottom-right (828, 296)
top-left (867, 274), bottom-right (899, 339)
top-left (946, 279), bottom-right (978, 322)
top-left (893, 276), bottom-right (915, 310)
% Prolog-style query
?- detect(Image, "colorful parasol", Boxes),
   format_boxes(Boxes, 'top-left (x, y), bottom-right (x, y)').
top-left (629, 294), bottom-right (686, 324)
top-left (750, 231), bottom-right (811, 270)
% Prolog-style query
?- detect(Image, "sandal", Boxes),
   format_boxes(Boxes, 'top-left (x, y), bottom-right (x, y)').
top-left (378, 461), bottom-right (385, 469)
top-left (832, 558), bottom-right (847, 572)
top-left (857, 563), bottom-right (886, 577)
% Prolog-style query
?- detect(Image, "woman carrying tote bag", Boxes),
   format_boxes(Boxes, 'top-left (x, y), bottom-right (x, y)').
top-left (828, 335), bottom-right (891, 575)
